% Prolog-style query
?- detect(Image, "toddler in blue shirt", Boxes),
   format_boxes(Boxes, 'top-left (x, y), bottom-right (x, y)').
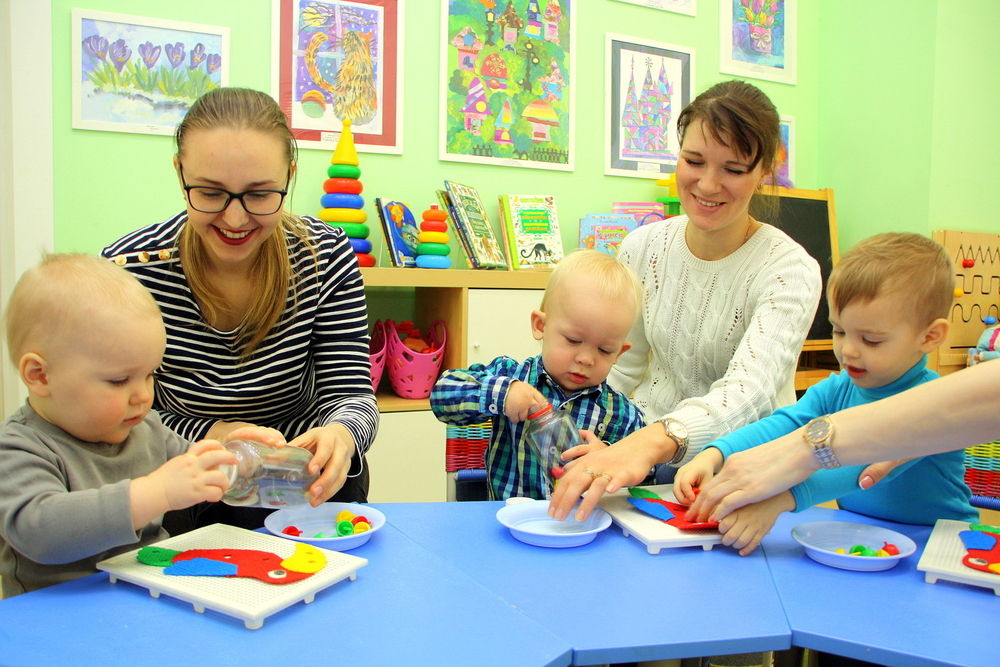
top-left (431, 250), bottom-right (645, 500)
top-left (675, 233), bottom-right (977, 555)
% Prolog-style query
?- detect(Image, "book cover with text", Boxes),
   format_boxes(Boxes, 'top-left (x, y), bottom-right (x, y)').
top-left (498, 194), bottom-right (564, 270)
top-left (442, 181), bottom-right (508, 269)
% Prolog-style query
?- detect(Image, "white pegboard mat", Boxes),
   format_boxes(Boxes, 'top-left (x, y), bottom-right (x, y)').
top-left (599, 485), bottom-right (722, 554)
top-left (916, 519), bottom-right (1000, 596)
top-left (97, 523), bottom-right (367, 628)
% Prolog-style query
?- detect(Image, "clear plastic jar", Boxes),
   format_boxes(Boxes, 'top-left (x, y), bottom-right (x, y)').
top-left (524, 404), bottom-right (580, 496)
top-left (219, 440), bottom-right (319, 508)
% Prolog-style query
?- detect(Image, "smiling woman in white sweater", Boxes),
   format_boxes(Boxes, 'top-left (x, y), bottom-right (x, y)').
top-left (550, 81), bottom-right (822, 524)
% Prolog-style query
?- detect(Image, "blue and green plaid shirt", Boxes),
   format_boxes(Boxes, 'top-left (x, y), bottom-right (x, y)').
top-left (430, 355), bottom-right (646, 500)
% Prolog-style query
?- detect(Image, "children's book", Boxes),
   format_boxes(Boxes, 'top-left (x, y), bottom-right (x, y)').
top-left (611, 202), bottom-right (667, 226)
top-left (435, 189), bottom-right (476, 269)
top-left (374, 198), bottom-right (419, 267)
top-left (579, 213), bottom-right (638, 256)
top-left (497, 195), bottom-right (564, 270)
top-left (441, 181), bottom-right (509, 269)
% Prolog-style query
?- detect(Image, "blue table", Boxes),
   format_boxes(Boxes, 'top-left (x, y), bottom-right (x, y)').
top-left (763, 506), bottom-right (998, 667)
top-left (0, 520), bottom-right (572, 667)
top-left (376, 501), bottom-right (791, 665)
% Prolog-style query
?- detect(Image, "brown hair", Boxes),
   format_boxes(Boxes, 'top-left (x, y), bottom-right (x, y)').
top-left (5, 253), bottom-right (161, 366)
top-left (828, 233), bottom-right (954, 327)
top-left (540, 249), bottom-right (642, 323)
top-left (175, 87), bottom-right (313, 359)
top-left (677, 80), bottom-right (781, 217)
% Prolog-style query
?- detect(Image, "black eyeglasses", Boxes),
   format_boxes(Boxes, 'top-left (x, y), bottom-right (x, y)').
top-left (179, 164), bottom-right (289, 215)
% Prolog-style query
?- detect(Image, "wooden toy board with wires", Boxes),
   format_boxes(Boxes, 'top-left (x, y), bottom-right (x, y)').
top-left (929, 230), bottom-right (1000, 376)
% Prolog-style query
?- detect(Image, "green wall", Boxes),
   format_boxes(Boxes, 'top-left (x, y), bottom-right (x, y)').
top-left (817, 0), bottom-right (1000, 250)
top-left (50, 1), bottom-right (998, 258)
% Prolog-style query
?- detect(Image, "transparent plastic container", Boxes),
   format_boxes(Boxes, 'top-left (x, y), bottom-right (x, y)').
top-left (524, 404), bottom-right (580, 497)
top-left (219, 440), bottom-right (319, 509)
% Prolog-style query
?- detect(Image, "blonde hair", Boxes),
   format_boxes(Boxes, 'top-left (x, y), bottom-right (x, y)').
top-left (540, 250), bottom-right (642, 321)
top-left (4, 253), bottom-right (161, 366)
top-left (175, 86), bottom-right (315, 359)
top-left (828, 232), bottom-right (954, 326)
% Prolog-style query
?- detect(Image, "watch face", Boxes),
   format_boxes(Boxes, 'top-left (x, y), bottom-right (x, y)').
top-left (667, 419), bottom-right (688, 440)
top-left (807, 417), bottom-right (832, 442)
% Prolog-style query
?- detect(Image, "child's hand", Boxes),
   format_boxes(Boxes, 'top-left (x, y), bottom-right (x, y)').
top-left (130, 440), bottom-right (236, 529)
top-left (674, 448), bottom-right (723, 504)
top-left (716, 490), bottom-right (795, 556)
top-left (505, 380), bottom-right (548, 423)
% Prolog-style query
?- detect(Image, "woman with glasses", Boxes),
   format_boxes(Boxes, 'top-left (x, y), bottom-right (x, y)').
top-left (102, 87), bottom-right (378, 532)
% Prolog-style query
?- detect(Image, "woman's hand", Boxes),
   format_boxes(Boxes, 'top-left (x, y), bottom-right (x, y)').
top-left (207, 421), bottom-right (286, 447)
top-left (547, 427), bottom-right (661, 523)
top-left (286, 424), bottom-right (356, 506)
top-left (687, 430), bottom-right (817, 523)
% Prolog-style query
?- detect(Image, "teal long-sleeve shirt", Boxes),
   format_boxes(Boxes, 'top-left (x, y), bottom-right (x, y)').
top-left (710, 357), bottom-right (976, 525)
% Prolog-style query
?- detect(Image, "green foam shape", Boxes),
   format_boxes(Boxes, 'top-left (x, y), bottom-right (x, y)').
top-left (628, 487), bottom-right (661, 500)
top-left (971, 523), bottom-right (1000, 533)
top-left (137, 546), bottom-right (183, 567)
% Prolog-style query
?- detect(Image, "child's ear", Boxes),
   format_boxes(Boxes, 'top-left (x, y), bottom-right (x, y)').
top-left (19, 353), bottom-right (52, 398)
top-left (614, 341), bottom-right (633, 362)
top-left (530, 309), bottom-right (546, 341)
top-left (919, 317), bottom-right (950, 353)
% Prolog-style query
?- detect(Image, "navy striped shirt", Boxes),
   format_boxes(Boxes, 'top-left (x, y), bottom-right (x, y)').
top-left (431, 355), bottom-right (645, 500)
top-left (102, 213), bottom-right (378, 469)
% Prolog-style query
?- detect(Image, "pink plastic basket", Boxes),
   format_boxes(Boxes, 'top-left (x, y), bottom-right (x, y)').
top-left (369, 320), bottom-right (388, 392)
top-left (386, 319), bottom-right (447, 399)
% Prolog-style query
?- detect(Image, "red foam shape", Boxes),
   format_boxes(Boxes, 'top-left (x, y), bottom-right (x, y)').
top-left (173, 549), bottom-right (314, 584)
top-left (643, 497), bottom-right (719, 530)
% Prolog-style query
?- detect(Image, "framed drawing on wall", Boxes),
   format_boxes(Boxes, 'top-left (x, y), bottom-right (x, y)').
top-left (605, 34), bottom-right (694, 178)
top-left (719, 0), bottom-right (796, 85)
top-left (766, 114), bottom-right (795, 188)
top-left (439, 0), bottom-right (576, 171)
top-left (271, 0), bottom-right (403, 154)
top-left (72, 9), bottom-right (229, 136)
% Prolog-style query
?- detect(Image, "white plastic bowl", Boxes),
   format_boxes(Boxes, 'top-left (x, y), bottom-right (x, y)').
top-left (264, 502), bottom-right (385, 551)
top-left (791, 521), bottom-right (917, 571)
top-left (496, 499), bottom-right (612, 548)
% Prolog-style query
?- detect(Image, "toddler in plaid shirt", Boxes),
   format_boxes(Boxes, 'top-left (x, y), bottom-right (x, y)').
top-left (430, 250), bottom-right (645, 500)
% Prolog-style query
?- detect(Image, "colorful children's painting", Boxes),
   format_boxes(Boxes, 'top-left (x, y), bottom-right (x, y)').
top-left (605, 34), bottom-right (694, 178)
top-left (272, 0), bottom-right (403, 154)
top-left (766, 115), bottom-right (795, 188)
top-left (440, 0), bottom-right (575, 171)
top-left (720, 0), bottom-right (796, 85)
top-left (72, 9), bottom-right (229, 136)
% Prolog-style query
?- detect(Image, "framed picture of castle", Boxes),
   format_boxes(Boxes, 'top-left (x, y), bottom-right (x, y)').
top-left (271, 0), bottom-right (403, 154)
top-left (440, 0), bottom-right (576, 171)
top-left (605, 34), bottom-right (694, 178)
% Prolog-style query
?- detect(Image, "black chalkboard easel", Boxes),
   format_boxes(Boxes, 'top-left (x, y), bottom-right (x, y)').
top-left (750, 187), bottom-right (839, 348)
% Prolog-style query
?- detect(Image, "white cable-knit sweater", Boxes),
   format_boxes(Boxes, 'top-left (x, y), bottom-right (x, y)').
top-left (609, 215), bottom-right (822, 465)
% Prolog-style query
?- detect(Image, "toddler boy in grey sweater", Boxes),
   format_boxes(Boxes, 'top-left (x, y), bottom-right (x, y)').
top-left (0, 254), bottom-right (235, 597)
